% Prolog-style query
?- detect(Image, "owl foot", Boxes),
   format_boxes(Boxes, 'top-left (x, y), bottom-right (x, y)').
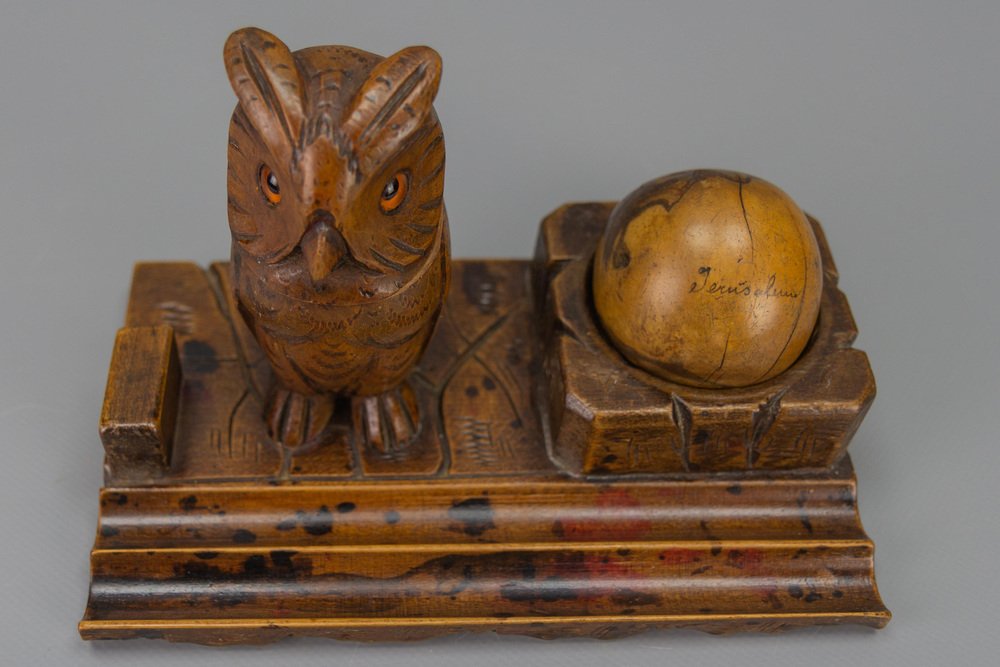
top-left (352, 382), bottom-right (421, 456)
top-left (264, 387), bottom-right (336, 450)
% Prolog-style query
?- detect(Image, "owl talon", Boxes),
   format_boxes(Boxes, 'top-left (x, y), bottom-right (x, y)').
top-left (264, 387), bottom-right (336, 450)
top-left (352, 382), bottom-right (421, 455)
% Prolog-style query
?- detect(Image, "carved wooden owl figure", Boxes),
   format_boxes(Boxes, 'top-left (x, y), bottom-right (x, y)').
top-left (223, 27), bottom-right (449, 452)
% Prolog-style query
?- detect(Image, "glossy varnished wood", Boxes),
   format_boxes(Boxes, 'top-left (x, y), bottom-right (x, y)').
top-left (101, 259), bottom-right (551, 484)
top-left (82, 243), bottom-right (887, 642)
top-left (80, 460), bottom-right (887, 643)
top-left (99, 325), bottom-right (180, 483)
top-left (537, 203), bottom-right (875, 475)
top-left (82, 25), bottom-right (887, 644)
top-left (592, 170), bottom-right (824, 387)
top-left (223, 28), bottom-right (450, 453)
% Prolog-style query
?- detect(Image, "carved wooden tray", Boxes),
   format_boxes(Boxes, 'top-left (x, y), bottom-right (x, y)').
top-left (79, 204), bottom-right (888, 643)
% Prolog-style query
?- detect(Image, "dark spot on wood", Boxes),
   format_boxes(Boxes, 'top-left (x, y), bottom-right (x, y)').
top-left (501, 577), bottom-right (578, 603)
top-left (194, 551), bottom-right (219, 560)
top-left (691, 565), bottom-right (712, 575)
top-left (694, 430), bottom-right (710, 444)
top-left (301, 506), bottom-right (334, 536)
top-left (617, 548), bottom-right (632, 557)
top-left (232, 529), bottom-right (257, 544)
top-left (612, 247), bottom-right (630, 269)
top-left (174, 560), bottom-right (224, 579)
top-left (114, 493), bottom-right (128, 506)
top-left (270, 550), bottom-right (297, 570)
top-left (100, 525), bottom-right (119, 537)
top-left (448, 497), bottom-right (496, 537)
top-left (213, 592), bottom-right (251, 609)
top-left (792, 548), bottom-right (809, 559)
top-left (385, 510), bottom-right (401, 525)
top-left (243, 554), bottom-right (268, 577)
top-left (464, 385), bottom-right (479, 398)
top-left (602, 454), bottom-right (618, 464)
top-left (276, 518), bottom-right (297, 531)
top-left (832, 589), bottom-right (844, 598)
top-left (494, 612), bottom-right (515, 618)
top-left (179, 495), bottom-right (199, 511)
top-left (710, 545), bottom-right (722, 556)
top-left (788, 585), bottom-right (804, 599)
top-left (726, 484), bottom-right (742, 495)
top-left (482, 377), bottom-right (496, 390)
top-left (610, 590), bottom-right (658, 606)
top-left (510, 418), bottom-right (523, 429)
top-left (336, 502), bottom-right (356, 514)
top-left (804, 592), bottom-right (822, 603)
top-left (182, 340), bottom-right (219, 373)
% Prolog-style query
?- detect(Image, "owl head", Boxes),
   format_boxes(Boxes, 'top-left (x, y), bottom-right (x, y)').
top-left (223, 28), bottom-right (445, 289)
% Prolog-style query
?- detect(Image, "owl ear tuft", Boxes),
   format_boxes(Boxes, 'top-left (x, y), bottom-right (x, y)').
top-left (347, 46), bottom-right (442, 154)
top-left (224, 27), bottom-right (305, 156)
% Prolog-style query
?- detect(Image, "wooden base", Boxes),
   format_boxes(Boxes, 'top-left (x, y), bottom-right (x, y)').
top-left (81, 205), bottom-right (888, 643)
top-left (80, 458), bottom-right (887, 644)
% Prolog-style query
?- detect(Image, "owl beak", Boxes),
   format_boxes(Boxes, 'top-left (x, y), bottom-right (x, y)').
top-left (300, 211), bottom-right (346, 282)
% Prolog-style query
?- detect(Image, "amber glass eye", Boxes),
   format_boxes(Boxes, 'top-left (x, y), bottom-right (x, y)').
top-left (258, 164), bottom-right (281, 205)
top-left (380, 172), bottom-right (409, 213)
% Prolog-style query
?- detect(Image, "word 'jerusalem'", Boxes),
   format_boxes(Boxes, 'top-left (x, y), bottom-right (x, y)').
top-left (689, 266), bottom-right (800, 299)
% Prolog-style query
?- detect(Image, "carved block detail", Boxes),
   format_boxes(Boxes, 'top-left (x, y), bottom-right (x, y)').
top-left (536, 204), bottom-right (876, 475)
top-left (99, 326), bottom-right (180, 482)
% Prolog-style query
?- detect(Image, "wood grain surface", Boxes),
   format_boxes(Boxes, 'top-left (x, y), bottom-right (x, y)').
top-left (82, 206), bottom-right (888, 641)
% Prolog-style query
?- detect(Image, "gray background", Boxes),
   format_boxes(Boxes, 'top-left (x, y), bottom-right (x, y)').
top-left (1, 1), bottom-right (997, 664)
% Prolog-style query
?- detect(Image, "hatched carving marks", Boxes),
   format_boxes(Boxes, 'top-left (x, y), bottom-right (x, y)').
top-left (157, 301), bottom-right (194, 334)
top-left (119, 260), bottom-right (555, 483)
top-left (415, 261), bottom-right (554, 475)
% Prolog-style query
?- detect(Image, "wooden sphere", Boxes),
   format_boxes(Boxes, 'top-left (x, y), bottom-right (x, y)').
top-left (593, 170), bottom-right (823, 388)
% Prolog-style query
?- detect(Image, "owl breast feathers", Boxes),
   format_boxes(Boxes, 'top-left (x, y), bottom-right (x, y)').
top-left (223, 27), bottom-right (449, 398)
